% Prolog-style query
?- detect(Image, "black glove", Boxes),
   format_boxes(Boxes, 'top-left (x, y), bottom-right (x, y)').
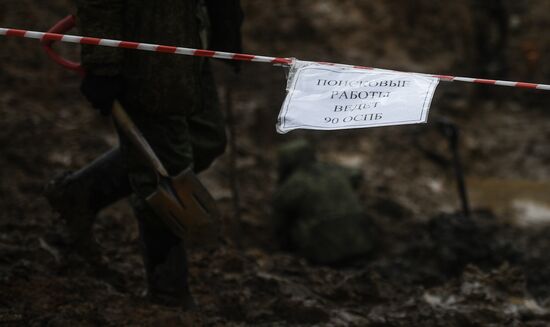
top-left (80, 74), bottom-right (123, 115)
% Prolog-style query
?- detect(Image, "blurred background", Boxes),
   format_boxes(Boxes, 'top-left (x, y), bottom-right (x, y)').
top-left (1, 1), bottom-right (550, 325)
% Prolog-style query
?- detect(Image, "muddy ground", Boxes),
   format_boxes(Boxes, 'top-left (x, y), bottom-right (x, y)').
top-left (1, 1), bottom-right (550, 326)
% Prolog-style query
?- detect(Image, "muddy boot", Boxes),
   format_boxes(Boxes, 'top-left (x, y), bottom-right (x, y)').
top-left (132, 197), bottom-right (196, 310)
top-left (145, 244), bottom-right (197, 310)
top-left (43, 147), bottom-right (132, 261)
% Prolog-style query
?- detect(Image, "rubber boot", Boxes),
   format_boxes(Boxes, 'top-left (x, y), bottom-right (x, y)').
top-left (131, 196), bottom-right (196, 310)
top-left (43, 147), bottom-right (132, 260)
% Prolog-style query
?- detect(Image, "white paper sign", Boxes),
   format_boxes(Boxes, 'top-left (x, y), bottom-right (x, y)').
top-left (277, 61), bottom-right (439, 134)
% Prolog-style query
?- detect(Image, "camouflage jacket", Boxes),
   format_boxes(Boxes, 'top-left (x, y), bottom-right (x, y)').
top-left (273, 162), bottom-right (372, 264)
top-left (76, 0), bottom-right (242, 113)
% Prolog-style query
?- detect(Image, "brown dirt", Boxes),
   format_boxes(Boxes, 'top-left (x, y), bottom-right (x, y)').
top-left (1, 1), bottom-right (550, 326)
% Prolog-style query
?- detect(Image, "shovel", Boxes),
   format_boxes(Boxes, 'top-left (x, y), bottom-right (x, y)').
top-left (42, 15), bottom-right (220, 248)
top-left (112, 103), bottom-right (220, 247)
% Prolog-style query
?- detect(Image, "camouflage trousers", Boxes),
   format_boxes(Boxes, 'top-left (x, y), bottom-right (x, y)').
top-left (74, 64), bottom-right (226, 300)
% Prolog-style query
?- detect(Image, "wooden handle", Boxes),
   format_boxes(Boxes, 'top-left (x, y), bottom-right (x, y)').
top-left (111, 102), bottom-right (169, 177)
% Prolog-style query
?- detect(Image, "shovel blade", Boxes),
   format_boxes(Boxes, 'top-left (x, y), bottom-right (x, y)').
top-left (146, 169), bottom-right (220, 249)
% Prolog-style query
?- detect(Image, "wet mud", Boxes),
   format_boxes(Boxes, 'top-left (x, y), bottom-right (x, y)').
top-left (2, 0), bottom-right (550, 326)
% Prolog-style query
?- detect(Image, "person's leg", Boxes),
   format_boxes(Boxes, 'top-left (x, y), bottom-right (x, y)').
top-left (118, 59), bottom-right (225, 307)
top-left (189, 62), bottom-right (227, 173)
top-left (117, 108), bottom-right (195, 308)
top-left (44, 147), bottom-right (132, 258)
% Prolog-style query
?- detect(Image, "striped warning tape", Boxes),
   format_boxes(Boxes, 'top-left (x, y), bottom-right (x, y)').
top-left (1, 27), bottom-right (549, 91)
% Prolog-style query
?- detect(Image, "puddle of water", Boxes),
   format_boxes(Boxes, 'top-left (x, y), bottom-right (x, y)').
top-left (468, 178), bottom-right (550, 226)
top-left (512, 199), bottom-right (550, 226)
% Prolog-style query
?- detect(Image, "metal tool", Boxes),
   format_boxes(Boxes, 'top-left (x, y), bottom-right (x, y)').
top-left (437, 118), bottom-right (471, 218)
top-left (42, 15), bottom-right (220, 248)
top-left (112, 103), bottom-right (220, 247)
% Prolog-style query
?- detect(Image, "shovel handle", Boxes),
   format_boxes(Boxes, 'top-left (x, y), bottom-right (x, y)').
top-left (112, 103), bottom-right (170, 177)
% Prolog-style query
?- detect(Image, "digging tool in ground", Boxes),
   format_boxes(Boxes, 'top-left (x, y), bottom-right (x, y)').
top-left (437, 118), bottom-right (471, 218)
top-left (413, 118), bottom-right (472, 218)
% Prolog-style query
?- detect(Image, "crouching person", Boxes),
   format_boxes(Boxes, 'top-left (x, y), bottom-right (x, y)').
top-left (272, 140), bottom-right (373, 265)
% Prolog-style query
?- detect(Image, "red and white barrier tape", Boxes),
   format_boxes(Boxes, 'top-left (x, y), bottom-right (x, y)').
top-left (1, 27), bottom-right (550, 91)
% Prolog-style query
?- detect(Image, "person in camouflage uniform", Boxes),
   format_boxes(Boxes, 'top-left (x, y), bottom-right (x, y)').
top-left (272, 140), bottom-right (373, 265)
top-left (44, 0), bottom-right (242, 308)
